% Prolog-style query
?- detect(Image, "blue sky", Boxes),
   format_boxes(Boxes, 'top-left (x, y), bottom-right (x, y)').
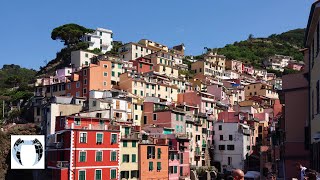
top-left (0, 0), bottom-right (314, 69)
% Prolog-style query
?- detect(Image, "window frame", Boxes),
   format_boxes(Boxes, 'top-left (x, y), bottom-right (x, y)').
top-left (95, 150), bottom-right (103, 162)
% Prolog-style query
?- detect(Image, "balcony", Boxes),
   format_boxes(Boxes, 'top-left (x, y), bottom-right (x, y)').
top-left (56, 161), bottom-right (69, 169)
top-left (194, 120), bottom-right (202, 126)
top-left (65, 123), bottom-right (120, 131)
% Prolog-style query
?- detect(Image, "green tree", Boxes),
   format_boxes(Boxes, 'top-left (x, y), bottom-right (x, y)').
top-left (51, 23), bottom-right (93, 47)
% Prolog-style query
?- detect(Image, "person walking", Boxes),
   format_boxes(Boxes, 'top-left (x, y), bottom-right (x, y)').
top-left (296, 162), bottom-right (308, 180)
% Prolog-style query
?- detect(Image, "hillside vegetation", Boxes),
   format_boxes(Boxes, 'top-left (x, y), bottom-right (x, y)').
top-left (213, 29), bottom-right (305, 68)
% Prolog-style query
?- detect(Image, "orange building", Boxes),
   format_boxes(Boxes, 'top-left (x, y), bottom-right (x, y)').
top-left (138, 143), bottom-right (169, 180)
top-left (66, 59), bottom-right (112, 98)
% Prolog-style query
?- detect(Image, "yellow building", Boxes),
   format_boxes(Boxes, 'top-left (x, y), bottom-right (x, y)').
top-left (154, 64), bottom-right (179, 78)
top-left (204, 52), bottom-right (226, 70)
top-left (244, 82), bottom-right (278, 99)
top-left (120, 126), bottom-right (139, 179)
top-left (138, 39), bottom-right (169, 52)
top-left (191, 60), bottom-right (224, 78)
top-left (119, 72), bottom-right (179, 102)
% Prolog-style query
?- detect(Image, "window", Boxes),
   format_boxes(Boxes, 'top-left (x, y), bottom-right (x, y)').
top-left (110, 169), bottom-right (116, 179)
top-left (134, 104), bottom-right (138, 110)
top-left (140, 91), bottom-right (143, 96)
top-left (118, 72), bottom-right (121, 77)
top-left (76, 82), bottom-right (80, 88)
top-left (218, 125), bottom-right (222, 130)
top-left (85, 53), bottom-right (88, 58)
top-left (100, 31), bottom-right (103, 36)
top-left (153, 114), bottom-right (157, 121)
top-left (220, 135), bottom-right (223, 140)
top-left (147, 146), bottom-right (155, 159)
top-left (79, 170), bottom-right (86, 180)
top-left (111, 151), bottom-right (117, 161)
top-left (227, 145), bottom-right (235, 150)
top-left (79, 151), bottom-right (86, 162)
top-left (140, 63), bottom-right (142, 68)
top-left (132, 154), bottom-right (136, 162)
top-left (84, 79), bottom-right (87, 85)
top-left (157, 162), bottom-right (162, 171)
top-left (229, 135), bottom-right (233, 141)
top-left (95, 169), bottom-right (102, 180)
top-left (149, 162), bottom-right (153, 171)
top-left (122, 154), bottom-right (129, 162)
top-left (118, 64), bottom-right (121, 68)
top-left (131, 170), bottom-right (138, 179)
top-left (120, 171), bottom-right (129, 179)
top-left (134, 90), bottom-right (137, 95)
top-left (96, 151), bottom-right (102, 162)
top-left (176, 114), bottom-right (179, 121)
top-left (103, 81), bottom-right (107, 86)
top-left (104, 72), bottom-right (108, 76)
top-left (80, 132), bottom-right (87, 143)
top-left (136, 115), bottom-right (139, 121)
top-left (143, 115), bottom-right (147, 124)
top-left (135, 53), bottom-right (138, 58)
top-left (157, 148), bottom-right (161, 159)
top-left (218, 145), bottom-right (225, 150)
top-left (174, 166), bottom-right (177, 173)
top-left (112, 71), bottom-right (115, 77)
top-left (111, 134), bottom-right (117, 144)
top-left (317, 81), bottom-right (319, 114)
top-left (92, 101), bottom-right (97, 107)
top-left (180, 115), bottom-right (183, 121)
top-left (150, 65), bottom-right (152, 70)
top-left (228, 157), bottom-right (232, 165)
top-left (83, 88), bottom-right (87, 94)
top-left (96, 133), bottom-right (103, 144)
top-left (132, 141), bottom-right (136, 147)
top-left (76, 91), bottom-right (80, 97)
top-left (123, 140), bottom-right (128, 147)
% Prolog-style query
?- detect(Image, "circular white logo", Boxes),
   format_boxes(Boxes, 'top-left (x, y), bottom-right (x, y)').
top-left (12, 138), bottom-right (44, 166)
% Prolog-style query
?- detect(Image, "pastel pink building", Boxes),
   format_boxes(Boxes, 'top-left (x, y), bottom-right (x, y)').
top-left (287, 62), bottom-right (304, 71)
top-left (244, 65), bottom-right (254, 75)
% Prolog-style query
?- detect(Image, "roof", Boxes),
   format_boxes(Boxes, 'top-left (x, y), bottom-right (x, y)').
top-left (305, 1), bottom-right (320, 46)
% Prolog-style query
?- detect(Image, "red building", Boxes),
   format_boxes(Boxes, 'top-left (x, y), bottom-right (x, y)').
top-left (47, 116), bottom-right (120, 180)
top-left (131, 57), bottom-right (154, 73)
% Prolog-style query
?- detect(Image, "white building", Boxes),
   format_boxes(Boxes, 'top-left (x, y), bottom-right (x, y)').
top-left (89, 90), bottom-right (133, 122)
top-left (213, 122), bottom-right (251, 172)
top-left (71, 50), bottom-right (97, 69)
top-left (83, 27), bottom-right (113, 53)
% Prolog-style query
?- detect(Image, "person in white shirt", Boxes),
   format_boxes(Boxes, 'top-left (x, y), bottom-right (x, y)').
top-left (295, 162), bottom-right (308, 180)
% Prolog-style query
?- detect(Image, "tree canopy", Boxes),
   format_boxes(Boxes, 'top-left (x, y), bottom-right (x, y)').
top-left (51, 23), bottom-right (93, 47)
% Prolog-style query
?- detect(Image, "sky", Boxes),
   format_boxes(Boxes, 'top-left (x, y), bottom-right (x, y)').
top-left (0, 0), bottom-right (315, 70)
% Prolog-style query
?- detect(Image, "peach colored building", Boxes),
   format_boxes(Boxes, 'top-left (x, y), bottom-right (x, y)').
top-left (138, 143), bottom-right (169, 180)
top-left (66, 58), bottom-right (112, 98)
top-left (225, 59), bottom-right (243, 73)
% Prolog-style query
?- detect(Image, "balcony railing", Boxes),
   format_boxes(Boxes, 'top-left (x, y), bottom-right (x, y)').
top-left (56, 161), bottom-right (69, 169)
top-left (65, 123), bottom-right (120, 131)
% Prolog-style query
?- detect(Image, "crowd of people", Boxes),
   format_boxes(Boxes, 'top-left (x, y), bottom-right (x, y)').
top-left (221, 162), bottom-right (319, 180)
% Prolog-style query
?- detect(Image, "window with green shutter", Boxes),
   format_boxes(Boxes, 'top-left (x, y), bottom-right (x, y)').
top-left (118, 64), bottom-right (121, 68)
top-left (79, 151), bottom-right (86, 162)
top-left (112, 71), bottom-right (115, 77)
top-left (96, 151), bottom-right (102, 162)
top-left (146, 84), bottom-right (149, 88)
top-left (110, 169), bottom-right (116, 179)
top-left (132, 154), bottom-right (136, 162)
top-left (157, 162), bottom-right (162, 171)
top-left (111, 151), bottom-right (117, 161)
top-left (96, 133), bottom-right (103, 143)
top-left (123, 140), bottom-right (128, 147)
top-left (118, 72), bottom-right (121, 77)
top-left (79, 170), bottom-right (86, 180)
top-left (157, 148), bottom-right (161, 159)
top-left (150, 65), bottom-right (152, 70)
top-left (132, 141), bottom-right (136, 147)
top-left (149, 162), bottom-right (153, 171)
top-left (134, 90), bottom-right (137, 95)
top-left (174, 166), bottom-right (177, 173)
top-left (140, 91), bottom-right (143, 96)
top-left (152, 85), bottom-right (155, 89)
top-left (160, 59), bottom-right (163, 64)
top-left (111, 134), bottom-right (117, 144)
top-left (124, 127), bottom-right (129, 135)
top-left (95, 169), bottom-right (102, 180)
top-left (140, 63), bottom-right (142, 68)
top-left (176, 114), bottom-right (179, 121)
top-left (180, 115), bottom-right (183, 121)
